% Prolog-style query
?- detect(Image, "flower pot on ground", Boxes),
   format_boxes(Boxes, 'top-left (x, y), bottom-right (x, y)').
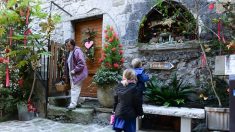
top-left (93, 25), bottom-right (124, 107)
top-left (205, 107), bottom-right (229, 131)
top-left (93, 68), bottom-right (121, 108)
top-left (97, 84), bottom-right (116, 108)
top-left (17, 102), bottom-right (35, 121)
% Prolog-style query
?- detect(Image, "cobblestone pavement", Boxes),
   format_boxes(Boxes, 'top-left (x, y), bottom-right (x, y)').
top-left (0, 118), bottom-right (154, 132)
top-left (0, 118), bottom-right (111, 132)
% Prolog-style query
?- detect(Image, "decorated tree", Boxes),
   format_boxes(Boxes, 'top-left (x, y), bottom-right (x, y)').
top-left (0, 0), bottom-right (60, 114)
top-left (99, 25), bottom-right (124, 71)
top-left (93, 26), bottom-right (124, 86)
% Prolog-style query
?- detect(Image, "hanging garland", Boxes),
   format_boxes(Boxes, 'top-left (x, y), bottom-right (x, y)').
top-left (82, 28), bottom-right (97, 62)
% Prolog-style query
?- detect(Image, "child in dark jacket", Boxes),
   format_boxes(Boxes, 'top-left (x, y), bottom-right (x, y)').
top-left (113, 69), bottom-right (143, 132)
top-left (131, 58), bottom-right (149, 102)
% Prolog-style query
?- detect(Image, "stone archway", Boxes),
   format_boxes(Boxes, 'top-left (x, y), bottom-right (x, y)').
top-left (138, 0), bottom-right (197, 43)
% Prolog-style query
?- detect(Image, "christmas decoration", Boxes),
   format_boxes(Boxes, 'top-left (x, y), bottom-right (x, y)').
top-left (82, 28), bottom-right (97, 61)
top-left (99, 25), bottom-right (124, 71)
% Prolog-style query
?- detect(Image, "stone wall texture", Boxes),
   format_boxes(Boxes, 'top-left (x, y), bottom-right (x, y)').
top-left (39, 0), bottom-right (218, 88)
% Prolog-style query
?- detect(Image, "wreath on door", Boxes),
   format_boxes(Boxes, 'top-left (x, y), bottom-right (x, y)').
top-left (82, 28), bottom-right (97, 62)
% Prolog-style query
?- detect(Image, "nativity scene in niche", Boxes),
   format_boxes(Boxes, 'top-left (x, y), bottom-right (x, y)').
top-left (138, 0), bottom-right (197, 44)
top-left (82, 28), bottom-right (97, 62)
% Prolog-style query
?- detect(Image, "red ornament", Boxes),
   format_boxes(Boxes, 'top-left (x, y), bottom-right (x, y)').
top-left (119, 50), bottom-right (123, 55)
top-left (5, 48), bottom-right (10, 53)
top-left (119, 44), bottom-right (123, 48)
top-left (110, 26), bottom-right (113, 31)
top-left (208, 3), bottom-right (214, 10)
top-left (105, 34), bottom-right (109, 40)
top-left (18, 78), bottom-right (24, 88)
top-left (98, 58), bottom-right (103, 63)
top-left (113, 63), bottom-right (119, 69)
top-left (108, 37), bottom-right (114, 42)
top-left (120, 58), bottom-right (125, 63)
top-left (111, 48), bottom-right (116, 52)
top-left (0, 57), bottom-right (4, 63)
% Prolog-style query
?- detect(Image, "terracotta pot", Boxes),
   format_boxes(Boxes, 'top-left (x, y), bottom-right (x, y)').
top-left (205, 107), bottom-right (230, 131)
top-left (97, 85), bottom-right (115, 108)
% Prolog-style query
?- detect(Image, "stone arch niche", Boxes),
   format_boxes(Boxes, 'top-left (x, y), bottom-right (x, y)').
top-left (138, 0), bottom-right (197, 44)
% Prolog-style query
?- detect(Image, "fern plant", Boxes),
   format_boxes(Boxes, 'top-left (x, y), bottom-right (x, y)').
top-left (145, 74), bottom-right (195, 107)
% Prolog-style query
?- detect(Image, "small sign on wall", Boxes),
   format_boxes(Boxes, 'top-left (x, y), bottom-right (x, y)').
top-left (149, 62), bottom-right (174, 70)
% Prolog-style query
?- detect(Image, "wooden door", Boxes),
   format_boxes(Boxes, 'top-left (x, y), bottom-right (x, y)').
top-left (75, 18), bottom-right (102, 97)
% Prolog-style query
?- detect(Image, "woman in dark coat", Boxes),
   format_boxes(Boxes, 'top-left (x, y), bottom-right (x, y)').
top-left (113, 69), bottom-right (143, 132)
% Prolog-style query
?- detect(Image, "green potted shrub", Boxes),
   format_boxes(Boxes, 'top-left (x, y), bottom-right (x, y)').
top-left (93, 25), bottom-right (124, 107)
top-left (145, 73), bottom-right (195, 107)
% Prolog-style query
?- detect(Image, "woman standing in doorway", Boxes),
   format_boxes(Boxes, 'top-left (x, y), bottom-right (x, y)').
top-left (64, 38), bottom-right (88, 110)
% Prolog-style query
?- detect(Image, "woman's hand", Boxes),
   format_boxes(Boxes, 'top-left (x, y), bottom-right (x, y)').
top-left (70, 70), bottom-right (75, 75)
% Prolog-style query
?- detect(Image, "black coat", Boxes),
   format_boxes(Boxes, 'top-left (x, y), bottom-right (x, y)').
top-left (113, 83), bottom-right (143, 120)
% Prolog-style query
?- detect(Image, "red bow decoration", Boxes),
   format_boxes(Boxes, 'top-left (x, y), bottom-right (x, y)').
top-left (217, 20), bottom-right (221, 41)
top-left (5, 66), bottom-right (10, 87)
top-left (26, 7), bottom-right (30, 25)
top-left (201, 53), bottom-right (207, 68)
top-left (27, 100), bottom-right (36, 112)
top-left (24, 28), bottom-right (32, 47)
top-left (0, 57), bottom-right (9, 63)
top-left (9, 27), bottom-right (13, 47)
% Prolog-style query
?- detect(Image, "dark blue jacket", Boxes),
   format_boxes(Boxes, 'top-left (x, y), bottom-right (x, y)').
top-left (134, 68), bottom-right (149, 92)
top-left (113, 83), bottom-right (143, 119)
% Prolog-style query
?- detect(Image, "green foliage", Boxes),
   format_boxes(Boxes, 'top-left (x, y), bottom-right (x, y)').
top-left (0, 0), bottom-right (59, 112)
top-left (93, 25), bottom-right (124, 86)
top-left (198, 77), bottom-right (229, 107)
top-left (93, 68), bottom-right (122, 86)
top-left (100, 25), bottom-right (124, 71)
top-left (145, 74), bottom-right (195, 107)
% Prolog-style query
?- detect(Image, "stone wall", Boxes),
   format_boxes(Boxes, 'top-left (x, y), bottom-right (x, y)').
top-left (40, 0), bottom-right (217, 44)
top-left (39, 0), bottom-right (218, 87)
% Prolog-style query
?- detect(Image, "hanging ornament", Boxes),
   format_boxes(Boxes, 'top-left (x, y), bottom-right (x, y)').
top-left (217, 20), bottom-right (221, 41)
top-left (24, 28), bottom-right (32, 47)
top-left (208, 3), bottom-right (215, 10)
top-left (9, 27), bottom-right (13, 47)
top-left (201, 53), bottom-right (207, 68)
top-left (26, 7), bottom-right (30, 25)
top-left (84, 41), bottom-right (94, 49)
top-left (5, 66), bottom-right (10, 87)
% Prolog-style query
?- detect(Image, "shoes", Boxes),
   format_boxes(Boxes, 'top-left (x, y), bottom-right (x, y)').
top-left (67, 104), bottom-right (76, 110)
top-left (76, 103), bottom-right (82, 108)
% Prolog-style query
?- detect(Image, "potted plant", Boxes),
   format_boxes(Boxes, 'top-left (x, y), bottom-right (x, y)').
top-left (93, 25), bottom-right (124, 107)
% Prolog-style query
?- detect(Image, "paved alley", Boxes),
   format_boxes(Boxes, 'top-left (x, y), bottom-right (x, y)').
top-left (0, 118), bottom-right (112, 132)
top-left (0, 118), bottom-right (156, 132)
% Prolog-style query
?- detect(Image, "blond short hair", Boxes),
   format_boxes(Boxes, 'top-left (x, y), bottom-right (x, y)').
top-left (123, 69), bottom-right (137, 80)
top-left (131, 58), bottom-right (142, 68)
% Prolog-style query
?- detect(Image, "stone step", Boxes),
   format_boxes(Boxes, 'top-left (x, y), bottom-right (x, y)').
top-left (47, 105), bottom-right (94, 124)
top-left (48, 96), bottom-right (101, 108)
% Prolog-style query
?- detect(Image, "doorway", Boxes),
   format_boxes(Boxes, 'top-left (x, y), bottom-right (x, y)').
top-left (74, 17), bottom-right (103, 97)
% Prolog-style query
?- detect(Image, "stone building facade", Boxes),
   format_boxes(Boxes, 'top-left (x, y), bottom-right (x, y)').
top-left (40, 0), bottom-right (224, 95)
